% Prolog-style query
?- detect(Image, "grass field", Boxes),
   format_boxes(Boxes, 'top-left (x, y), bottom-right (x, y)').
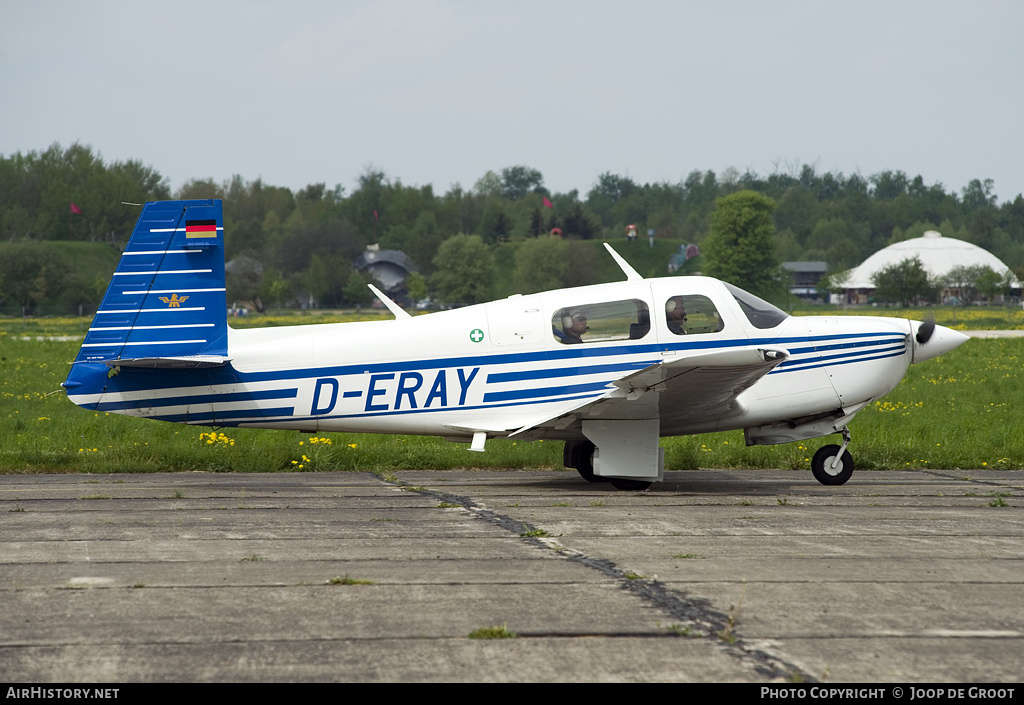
top-left (1, 310), bottom-right (1021, 475)
top-left (785, 303), bottom-right (1024, 331)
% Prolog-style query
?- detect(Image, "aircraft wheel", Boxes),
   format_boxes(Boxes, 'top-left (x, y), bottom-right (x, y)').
top-left (571, 441), bottom-right (605, 483)
top-left (609, 478), bottom-right (653, 491)
top-left (563, 440), bottom-right (579, 469)
top-left (811, 445), bottom-right (854, 485)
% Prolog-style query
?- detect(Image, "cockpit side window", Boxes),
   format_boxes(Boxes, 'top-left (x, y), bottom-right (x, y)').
top-left (552, 299), bottom-right (650, 345)
top-left (664, 295), bottom-right (724, 336)
top-left (723, 282), bottom-right (789, 329)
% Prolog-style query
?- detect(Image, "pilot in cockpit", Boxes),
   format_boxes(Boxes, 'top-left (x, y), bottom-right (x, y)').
top-left (555, 310), bottom-right (588, 344)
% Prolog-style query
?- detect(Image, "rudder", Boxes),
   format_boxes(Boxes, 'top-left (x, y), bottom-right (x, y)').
top-left (73, 199), bottom-right (228, 367)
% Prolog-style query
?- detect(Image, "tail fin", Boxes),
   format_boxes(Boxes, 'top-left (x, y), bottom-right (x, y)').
top-left (73, 199), bottom-right (228, 368)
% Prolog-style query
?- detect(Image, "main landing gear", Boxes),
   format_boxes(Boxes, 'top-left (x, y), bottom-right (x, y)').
top-left (563, 439), bottom-right (654, 491)
top-left (564, 439), bottom-right (602, 483)
top-left (811, 428), bottom-right (854, 485)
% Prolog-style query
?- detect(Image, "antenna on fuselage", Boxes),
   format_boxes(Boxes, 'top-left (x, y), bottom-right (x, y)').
top-left (603, 243), bottom-right (643, 281)
top-left (368, 283), bottom-right (412, 320)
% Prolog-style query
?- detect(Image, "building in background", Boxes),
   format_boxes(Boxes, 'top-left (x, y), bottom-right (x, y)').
top-left (839, 231), bottom-right (1017, 304)
top-left (782, 261), bottom-right (828, 302)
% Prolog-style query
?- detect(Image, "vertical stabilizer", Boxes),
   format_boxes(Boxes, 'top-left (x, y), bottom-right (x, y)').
top-left (72, 199), bottom-right (228, 367)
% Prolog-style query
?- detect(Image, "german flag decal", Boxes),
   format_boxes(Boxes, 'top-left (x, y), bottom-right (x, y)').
top-left (185, 219), bottom-right (218, 238)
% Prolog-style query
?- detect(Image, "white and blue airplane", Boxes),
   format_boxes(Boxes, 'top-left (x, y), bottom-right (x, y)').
top-left (63, 199), bottom-right (969, 490)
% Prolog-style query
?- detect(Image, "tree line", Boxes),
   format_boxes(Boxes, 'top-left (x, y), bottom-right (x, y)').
top-left (3, 142), bottom-right (1024, 313)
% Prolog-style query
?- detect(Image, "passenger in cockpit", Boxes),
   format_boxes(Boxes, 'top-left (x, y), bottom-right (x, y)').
top-left (666, 296), bottom-right (688, 335)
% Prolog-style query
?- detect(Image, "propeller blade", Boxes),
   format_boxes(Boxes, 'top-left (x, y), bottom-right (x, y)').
top-left (916, 315), bottom-right (936, 345)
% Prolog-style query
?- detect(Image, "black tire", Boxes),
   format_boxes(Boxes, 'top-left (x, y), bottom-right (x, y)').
top-left (562, 440), bottom-right (579, 469)
top-left (575, 441), bottom-right (603, 483)
top-left (564, 440), bottom-right (607, 483)
top-left (609, 478), bottom-right (653, 491)
top-left (811, 444), bottom-right (854, 485)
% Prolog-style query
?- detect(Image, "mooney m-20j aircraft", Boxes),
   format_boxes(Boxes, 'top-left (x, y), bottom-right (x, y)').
top-left (64, 199), bottom-right (969, 490)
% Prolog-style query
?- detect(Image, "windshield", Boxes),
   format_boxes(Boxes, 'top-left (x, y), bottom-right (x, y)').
top-left (723, 282), bottom-right (789, 329)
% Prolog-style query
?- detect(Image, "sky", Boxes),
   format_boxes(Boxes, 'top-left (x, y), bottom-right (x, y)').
top-left (2, 0), bottom-right (1023, 202)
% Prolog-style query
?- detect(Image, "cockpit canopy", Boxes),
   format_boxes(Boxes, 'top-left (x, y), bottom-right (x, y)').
top-left (723, 282), bottom-right (789, 329)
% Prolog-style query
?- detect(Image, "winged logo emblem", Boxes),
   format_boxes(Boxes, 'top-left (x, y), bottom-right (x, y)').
top-left (158, 294), bottom-right (189, 307)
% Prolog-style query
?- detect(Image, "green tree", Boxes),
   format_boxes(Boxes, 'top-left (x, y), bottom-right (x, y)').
top-left (774, 186), bottom-right (819, 245)
top-left (303, 254), bottom-right (328, 308)
top-left (872, 257), bottom-right (935, 307)
top-left (975, 266), bottom-right (1008, 304)
top-left (347, 167), bottom-right (388, 240)
top-left (817, 268), bottom-right (851, 301)
top-left (343, 270), bottom-right (375, 307)
top-left (315, 255), bottom-right (353, 308)
top-left (473, 170), bottom-right (502, 197)
top-left (962, 178), bottom-right (997, 210)
top-left (561, 202), bottom-right (597, 239)
top-left (513, 237), bottom-right (569, 294)
top-left (225, 255), bottom-right (264, 305)
top-left (563, 240), bottom-right (602, 289)
top-left (431, 234), bottom-right (494, 304)
top-left (942, 264), bottom-right (977, 305)
top-left (0, 242), bottom-right (51, 309)
top-left (405, 271), bottom-right (428, 303)
top-left (500, 166), bottom-right (545, 200)
top-left (702, 190), bottom-right (782, 300)
top-left (261, 269), bottom-right (292, 309)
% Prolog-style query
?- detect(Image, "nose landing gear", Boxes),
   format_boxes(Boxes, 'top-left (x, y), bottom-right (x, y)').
top-left (811, 428), bottom-right (854, 485)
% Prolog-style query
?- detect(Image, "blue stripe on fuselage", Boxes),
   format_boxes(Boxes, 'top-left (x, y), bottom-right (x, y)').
top-left (773, 343), bottom-right (907, 370)
top-left (68, 329), bottom-right (907, 423)
top-left (769, 347), bottom-right (908, 374)
top-left (486, 360), bottom-right (650, 384)
top-left (149, 406), bottom-right (296, 423)
top-left (84, 387), bottom-right (299, 412)
top-left (188, 392), bottom-right (607, 427)
top-left (68, 330), bottom-right (902, 395)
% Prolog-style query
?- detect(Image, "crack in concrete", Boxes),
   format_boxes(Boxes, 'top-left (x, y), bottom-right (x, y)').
top-left (376, 474), bottom-right (816, 682)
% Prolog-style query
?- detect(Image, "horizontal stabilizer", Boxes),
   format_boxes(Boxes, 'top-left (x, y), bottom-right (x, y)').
top-left (103, 355), bottom-right (230, 369)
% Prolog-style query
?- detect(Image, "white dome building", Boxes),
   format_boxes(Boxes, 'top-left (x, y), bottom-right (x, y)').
top-left (841, 230), bottom-right (1016, 303)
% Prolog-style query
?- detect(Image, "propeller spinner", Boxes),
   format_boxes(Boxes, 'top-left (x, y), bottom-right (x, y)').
top-left (911, 317), bottom-right (968, 363)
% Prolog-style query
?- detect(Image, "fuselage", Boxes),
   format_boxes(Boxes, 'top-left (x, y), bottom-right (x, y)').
top-left (65, 275), bottom-right (949, 445)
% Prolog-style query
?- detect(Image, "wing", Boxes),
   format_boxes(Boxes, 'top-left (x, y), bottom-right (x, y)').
top-left (508, 345), bottom-right (789, 441)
